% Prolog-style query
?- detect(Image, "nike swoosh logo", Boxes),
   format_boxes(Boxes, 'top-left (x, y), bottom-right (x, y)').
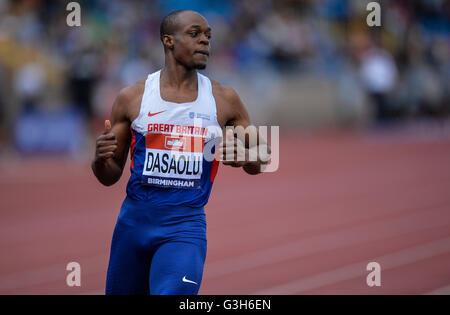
top-left (182, 276), bottom-right (198, 285)
top-left (148, 110), bottom-right (166, 117)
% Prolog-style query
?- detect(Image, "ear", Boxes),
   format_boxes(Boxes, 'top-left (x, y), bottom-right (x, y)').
top-left (162, 35), bottom-right (174, 50)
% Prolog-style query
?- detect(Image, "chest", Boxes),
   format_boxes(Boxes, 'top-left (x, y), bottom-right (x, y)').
top-left (131, 87), bottom-right (219, 140)
top-left (129, 91), bottom-right (229, 130)
top-left (160, 85), bottom-right (198, 104)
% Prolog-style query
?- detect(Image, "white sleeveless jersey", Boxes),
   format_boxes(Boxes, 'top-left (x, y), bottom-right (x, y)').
top-left (126, 70), bottom-right (222, 206)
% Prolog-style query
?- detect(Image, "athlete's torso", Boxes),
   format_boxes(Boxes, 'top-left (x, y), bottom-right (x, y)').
top-left (126, 70), bottom-right (222, 207)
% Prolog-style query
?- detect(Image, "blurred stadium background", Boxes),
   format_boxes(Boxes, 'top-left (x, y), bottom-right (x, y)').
top-left (0, 0), bottom-right (449, 294)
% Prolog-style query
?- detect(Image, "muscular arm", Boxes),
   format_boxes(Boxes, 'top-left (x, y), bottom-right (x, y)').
top-left (212, 81), bottom-right (270, 175)
top-left (91, 86), bottom-right (137, 186)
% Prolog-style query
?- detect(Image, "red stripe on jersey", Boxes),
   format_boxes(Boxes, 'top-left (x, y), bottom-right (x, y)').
top-left (210, 159), bottom-right (219, 182)
top-left (130, 127), bottom-right (136, 169)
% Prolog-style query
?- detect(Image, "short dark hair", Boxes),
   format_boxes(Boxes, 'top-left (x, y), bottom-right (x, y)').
top-left (160, 10), bottom-right (194, 42)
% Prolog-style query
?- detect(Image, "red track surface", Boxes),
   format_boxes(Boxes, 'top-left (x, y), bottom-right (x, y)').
top-left (1, 129), bottom-right (450, 295)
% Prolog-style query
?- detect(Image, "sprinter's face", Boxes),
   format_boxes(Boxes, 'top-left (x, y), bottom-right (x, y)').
top-left (163, 12), bottom-right (211, 69)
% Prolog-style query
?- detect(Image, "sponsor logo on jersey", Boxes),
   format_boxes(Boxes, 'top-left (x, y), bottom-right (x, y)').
top-left (165, 136), bottom-right (185, 150)
top-left (148, 110), bottom-right (166, 117)
top-left (189, 112), bottom-right (210, 121)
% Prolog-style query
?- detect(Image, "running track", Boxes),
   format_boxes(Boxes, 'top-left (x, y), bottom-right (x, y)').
top-left (0, 128), bottom-right (449, 294)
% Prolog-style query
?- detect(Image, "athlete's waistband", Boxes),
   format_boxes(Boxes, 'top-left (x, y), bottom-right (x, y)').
top-left (122, 195), bottom-right (205, 216)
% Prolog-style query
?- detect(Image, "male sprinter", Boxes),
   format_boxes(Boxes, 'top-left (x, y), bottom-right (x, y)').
top-left (92, 10), bottom-right (269, 295)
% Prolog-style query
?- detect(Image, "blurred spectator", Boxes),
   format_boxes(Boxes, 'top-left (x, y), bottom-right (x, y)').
top-left (68, 49), bottom-right (98, 119)
top-left (13, 62), bottom-right (46, 113)
top-left (0, 0), bottom-right (448, 152)
top-left (351, 35), bottom-right (398, 121)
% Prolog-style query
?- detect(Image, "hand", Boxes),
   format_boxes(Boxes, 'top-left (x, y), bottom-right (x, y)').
top-left (94, 120), bottom-right (118, 163)
top-left (218, 129), bottom-right (247, 168)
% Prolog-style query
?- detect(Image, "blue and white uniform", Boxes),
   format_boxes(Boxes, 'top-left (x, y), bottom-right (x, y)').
top-left (106, 70), bottom-right (221, 295)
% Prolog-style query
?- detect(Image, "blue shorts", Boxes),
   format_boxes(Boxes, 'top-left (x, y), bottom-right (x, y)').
top-left (105, 196), bottom-right (207, 295)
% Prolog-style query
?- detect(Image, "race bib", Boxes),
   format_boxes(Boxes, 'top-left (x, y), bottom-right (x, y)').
top-left (142, 132), bottom-right (205, 189)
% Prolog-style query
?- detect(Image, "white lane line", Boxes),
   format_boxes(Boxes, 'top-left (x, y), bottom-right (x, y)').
top-left (253, 236), bottom-right (450, 294)
top-left (204, 205), bottom-right (450, 279)
top-left (424, 285), bottom-right (450, 295)
top-left (1, 205), bottom-right (448, 293)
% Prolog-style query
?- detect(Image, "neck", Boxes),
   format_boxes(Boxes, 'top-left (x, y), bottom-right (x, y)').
top-left (161, 57), bottom-right (197, 89)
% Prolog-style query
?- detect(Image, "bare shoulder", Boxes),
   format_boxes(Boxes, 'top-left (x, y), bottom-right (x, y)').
top-left (210, 79), bottom-right (241, 105)
top-left (210, 79), bottom-right (249, 127)
top-left (117, 78), bottom-right (146, 106)
top-left (113, 78), bottom-right (146, 121)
